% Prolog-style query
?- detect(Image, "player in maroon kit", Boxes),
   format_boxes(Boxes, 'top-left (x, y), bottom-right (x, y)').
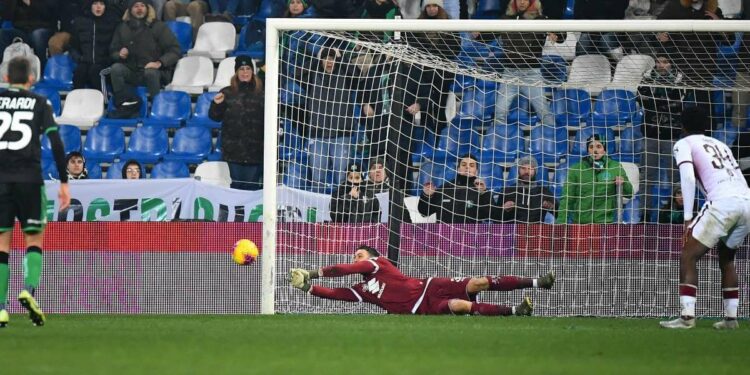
top-left (289, 245), bottom-right (555, 316)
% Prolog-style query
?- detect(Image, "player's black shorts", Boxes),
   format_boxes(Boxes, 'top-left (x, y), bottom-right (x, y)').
top-left (0, 183), bottom-right (47, 233)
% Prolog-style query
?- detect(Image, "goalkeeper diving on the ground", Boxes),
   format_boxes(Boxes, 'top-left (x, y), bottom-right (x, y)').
top-left (289, 245), bottom-right (555, 316)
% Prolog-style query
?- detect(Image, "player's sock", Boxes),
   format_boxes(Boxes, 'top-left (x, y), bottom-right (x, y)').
top-left (23, 246), bottom-right (43, 296)
top-left (722, 288), bottom-right (739, 320)
top-left (470, 302), bottom-right (513, 316)
top-left (679, 283), bottom-right (697, 319)
top-left (0, 252), bottom-right (9, 310)
top-left (485, 276), bottom-right (532, 291)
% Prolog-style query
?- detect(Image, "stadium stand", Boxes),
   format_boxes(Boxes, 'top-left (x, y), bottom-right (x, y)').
top-left (120, 125), bottom-right (170, 164)
top-left (188, 22), bottom-right (237, 61)
top-left (166, 55), bottom-right (215, 94)
top-left (151, 160), bottom-right (191, 178)
top-left (83, 124), bottom-right (126, 163)
top-left (56, 89), bottom-right (105, 130)
top-left (142, 90), bottom-right (192, 129)
top-left (163, 126), bottom-right (213, 164)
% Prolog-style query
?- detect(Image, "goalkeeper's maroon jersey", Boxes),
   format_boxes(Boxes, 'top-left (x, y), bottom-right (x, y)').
top-left (309, 257), bottom-right (427, 314)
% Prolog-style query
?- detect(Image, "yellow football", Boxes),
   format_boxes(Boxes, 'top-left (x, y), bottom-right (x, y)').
top-left (232, 239), bottom-right (259, 265)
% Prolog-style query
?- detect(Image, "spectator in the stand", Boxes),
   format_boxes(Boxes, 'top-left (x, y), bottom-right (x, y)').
top-left (66, 152), bottom-right (89, 180)
top-left (556, 134), bottom-right (633, 224)
top-left (330, 163), bottom-right (382, 223)
top-left (658, 186), bottom-right (685, 223)
top-left (494, 0), bottom-right (555, 125)
top-left (69, 0), bottom-right (118, 91)
top-left (656, 0), bottom-right (726, 89)
top-left (364, 157), bottom-right (390, 194)
top-left (122, 160), bottom-right (143, 179)
top-left (405, 0), bottom-right (461, 134)
top-left (311, 0), bottom-right (361, 17)
top-left (625, 0), bottom-right (656, 18)
top-left (47, 0), bottom-right (84, 57)
top-left (493, 156), bottom-right (557, 223)
top-left (302, 47), bottom-right (364, 186)
top-left (0, 0), bottom-right (57, 68)
top-left (209, 56), bottom-right (265, 190)
top-left (418, 154), bottom-right (493, 223)
top-left (637, 55), bottom-right (683, 218)
top-left (360, 0), bottom-right (402, 43)
top-left (163, 1), bottom-right (209, 39)
top-left (109, 0), bottom-right (181, 100)
top-left (575, 0), bottom-right (628, 59)
top-left (284, 0), bottom-right (313, 17)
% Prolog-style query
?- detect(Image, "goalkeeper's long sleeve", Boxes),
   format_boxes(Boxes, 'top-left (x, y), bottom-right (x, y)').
top-left (320, 259), bottom-right (378, 277)
top-left (309, 285), bottom-right (361, 302)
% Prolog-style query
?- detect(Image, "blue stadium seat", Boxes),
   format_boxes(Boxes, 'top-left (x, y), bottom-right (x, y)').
top-left (712, 123), bottom-right (739, 146)
top-left (34, 54), bottom-right (75, 91)
top-left (648, 183), bottom-right (672, 223)
top-left (507, 95), bottom-right (540, 126)
top-left (233, 20), bottom-right (265, 59)
top-left (82, 125), bottom-right (125, 163)
top-left (418, 161), bottom-right (456, 190)
top-left (207, 132), bottom-right (222, 161)
top-left (529, 124), bottom-right (568, 164)
top-left (431, 124), bottom-right (482, 163)
top-left (622, 195), bottom-right (641, 224)
top-left (41, 158), bottom-right (59, 180)
top-left (87, 163), bottom-right (103, 179)
top-left (99, 86), bottom-right (149, 128)
top-left (552, 88), bottom-right (591, 127)
top-left (564, 0), bottom-right (575, 19)
top-left (541, 55), bottom-right (568, 85)
top-left (570, 126), bottom-right (616, 159)
top-left (150, 161), bottom-right (190, 179)
top-left (279, 81), bottom-right (304, 107)
top-left (162, 126), bottom-right (213, 164)
top-left (120, 125), bottom-right (169, 163)
top-left (253, 0), bottom-right (285, 20)
top-left (279, 121), bottom-right (307, 162)
top-left (457, 82), bottom-right (496, 121)
top-left (477, 163), bottom-right (505, 192)
top-left (107, 160), bottom-right (126, 179)
top-left (590, 89), bottom-right (638, 128)
top-left (283, 162), bottom-right (308, 190)
top-left (551, 161), bottom-right (571, 200)
top-left (479, 123), bottom-right (522, 164)
top-left (458, 38), bottom-right (503, 72)
top-left (41, 124), bottom-right (81, 160)
top-left (616, 125), bottom-right (644, 163)
top-left (186, 92), bottom-right (222, 129)
top-left (142, 91), bottom-right (192, 129)
top-left (166, 21), bottom-right (193, 54)
top-left (473, 0), bottom-right (502, 19)
top-left (412, 127), bottom-right (438, 163)
top-left (32, 86), bottom-right (61, 116)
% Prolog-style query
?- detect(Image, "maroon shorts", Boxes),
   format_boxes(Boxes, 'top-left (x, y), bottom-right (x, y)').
top-left (417, 277), bottom-right (477, 315)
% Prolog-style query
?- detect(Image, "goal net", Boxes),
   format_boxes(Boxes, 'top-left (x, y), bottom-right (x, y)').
top-left (263, 19), bottom-right (750, 317)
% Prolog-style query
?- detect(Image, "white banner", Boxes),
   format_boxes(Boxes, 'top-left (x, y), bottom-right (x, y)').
top-left (45, 180), bottom-right (389, 222)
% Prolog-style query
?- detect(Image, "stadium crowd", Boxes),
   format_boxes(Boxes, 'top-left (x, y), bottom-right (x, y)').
top-left (0, 0), bottom-right (749, 224)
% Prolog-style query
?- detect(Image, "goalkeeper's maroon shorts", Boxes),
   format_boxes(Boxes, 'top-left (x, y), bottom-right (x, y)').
top-left (416, 277), bottom-right (477, 315)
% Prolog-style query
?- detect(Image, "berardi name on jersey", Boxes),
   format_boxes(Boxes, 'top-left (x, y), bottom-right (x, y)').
top-left (0, 96), bottom-right (36, 110)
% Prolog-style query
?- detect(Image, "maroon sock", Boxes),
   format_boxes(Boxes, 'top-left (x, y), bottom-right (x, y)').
top-left (486, 276), bottom-right (532, 291)
top-left (470, 302), bottom-right (513, 316)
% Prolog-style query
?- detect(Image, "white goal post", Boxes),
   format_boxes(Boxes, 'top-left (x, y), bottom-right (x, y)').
top-left (262, 18), bottom-right (750, 316)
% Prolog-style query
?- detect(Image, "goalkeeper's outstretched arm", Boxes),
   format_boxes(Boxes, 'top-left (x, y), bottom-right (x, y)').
top-left (293, 259), bottom-right (378, 281)
top-left (288, 269), bottom-right (361, 302)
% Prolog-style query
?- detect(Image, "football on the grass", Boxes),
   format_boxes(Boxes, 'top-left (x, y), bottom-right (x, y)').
top-left (232, 239), bottom-right (259, 265)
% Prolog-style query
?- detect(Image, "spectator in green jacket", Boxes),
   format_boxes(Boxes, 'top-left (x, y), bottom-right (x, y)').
top-left (556, 134), bottom-right (633, 224)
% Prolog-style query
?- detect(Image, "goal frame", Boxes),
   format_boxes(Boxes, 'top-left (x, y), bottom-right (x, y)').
top-left (261, 18), bottom-right (750, 315)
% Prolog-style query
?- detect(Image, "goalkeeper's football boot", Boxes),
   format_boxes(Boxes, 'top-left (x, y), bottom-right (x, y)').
top-left (515, 296), bottom-right (533, 316)
top-left (659, 317), bottom-right (695, 329)
top-left (538, 270), bottom-right (556, 289)
top-left (713, 319), bottom-right (739, 330)
top-left (18, 290), bottom-right (45, 326)
top-left (0, 309), bottom-right (8, 328)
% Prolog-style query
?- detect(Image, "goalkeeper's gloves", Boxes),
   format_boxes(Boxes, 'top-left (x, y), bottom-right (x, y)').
top-left (289, 269), bottom-right (311, 292)
top-left (289, 268), bottom-right (321, 282)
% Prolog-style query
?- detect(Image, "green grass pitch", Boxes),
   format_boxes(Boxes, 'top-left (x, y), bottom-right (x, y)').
top-left (2, 315), bottom-right (748, 374)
